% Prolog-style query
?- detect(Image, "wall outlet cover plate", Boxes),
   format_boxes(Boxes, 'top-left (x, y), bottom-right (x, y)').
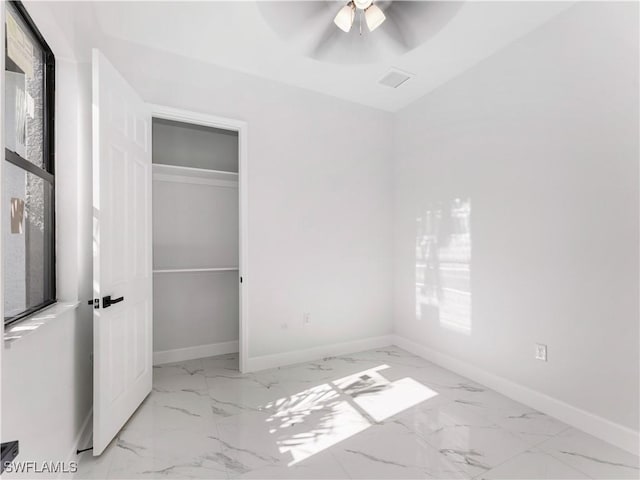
top-left (535, 343), bottom-right (548, 362)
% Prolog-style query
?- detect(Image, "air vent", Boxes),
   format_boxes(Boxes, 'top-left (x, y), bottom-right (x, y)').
top-left (378, 68), bottom-right (413, 88)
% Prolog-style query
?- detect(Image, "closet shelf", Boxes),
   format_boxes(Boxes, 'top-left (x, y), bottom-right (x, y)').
top-left (153, 267), bottom-right (239, 274)
top-left (152, 163), bottom-right (238, 186)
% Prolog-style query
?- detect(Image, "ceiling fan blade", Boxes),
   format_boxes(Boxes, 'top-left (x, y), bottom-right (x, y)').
top-left (256, 1), bottom-right (336, 39)
top-left (381, 1), bottom-right (464, 51)
top-left (309, 21), bottom-right (345, 60)
top-left (377, 5), bottom-right (411, 51)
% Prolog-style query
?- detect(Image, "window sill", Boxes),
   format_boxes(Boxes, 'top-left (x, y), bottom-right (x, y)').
top-left (4, 301), bottom-right (80, 348)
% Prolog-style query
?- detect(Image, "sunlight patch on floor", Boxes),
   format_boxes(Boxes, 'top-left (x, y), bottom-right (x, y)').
top-left (265, 364), bottom-right (438, 466)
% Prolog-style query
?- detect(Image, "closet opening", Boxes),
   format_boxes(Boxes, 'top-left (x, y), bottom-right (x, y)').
top-left (150, 107), bottom-right (247, 373)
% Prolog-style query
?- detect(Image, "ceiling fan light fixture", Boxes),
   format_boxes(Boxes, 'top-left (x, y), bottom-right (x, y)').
top-left (334, 2), bottom-right (355, 32)
top-left (353, 0), bottom-right (373, 10)
top-left (365, 4), bottom-right (386, 32)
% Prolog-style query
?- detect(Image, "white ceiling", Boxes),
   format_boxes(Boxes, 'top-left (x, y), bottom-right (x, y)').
top-left (29, 1), bottom-right (574, 112)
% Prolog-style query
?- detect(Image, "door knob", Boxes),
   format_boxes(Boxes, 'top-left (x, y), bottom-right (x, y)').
top-left (102, 295), bottom-right (124, 308)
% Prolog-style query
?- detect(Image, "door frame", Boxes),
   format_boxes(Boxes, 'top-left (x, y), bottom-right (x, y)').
top-left (148, 104), bottom-right (249, 373)
top-left (0, 0), bottom-right (5, 406)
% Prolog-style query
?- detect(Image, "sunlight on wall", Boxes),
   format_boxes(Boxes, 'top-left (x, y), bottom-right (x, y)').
top-left (264, 364), bottom-right (438, 466)
top-left (415, 198), bottom-right (472, 334)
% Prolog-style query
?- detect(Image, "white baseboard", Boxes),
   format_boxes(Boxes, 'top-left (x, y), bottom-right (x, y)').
top-left (244, 335), bottom-right (394, 372)
top-left (63, 407), bottom-right (92, 477)
top-left (153, 340), bottom-right (239, 365)
top-left (392, 335), bottom-right (640, 456)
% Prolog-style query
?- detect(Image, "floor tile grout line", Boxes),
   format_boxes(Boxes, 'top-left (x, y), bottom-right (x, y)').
top-left (541, 451), bottom-right (596, 480)
top-left (418, 424), bottom-right (526, 478)
top-left (469, 425), bottom-right (588, 480)
top-left (535, 437), bottom-right (602, 480)
top-left (367, 397), bottom-right (487, 478)
top-left (407, 392), bottom-right (535, 473)
top-left (528, 425), bottom-right (602, 479)
top-left (327, 449), bottom-right (355, 480)
top-left (210, 418), bottom-right (232, 480)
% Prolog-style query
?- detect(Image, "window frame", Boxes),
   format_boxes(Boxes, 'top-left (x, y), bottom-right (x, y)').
top-left (3, 0), bottom-right (56, 326)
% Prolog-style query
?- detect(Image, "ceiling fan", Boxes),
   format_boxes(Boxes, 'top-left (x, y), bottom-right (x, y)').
top-left (256, 1), bottom-right (464, 65)
top-left (334, 0), bottom-right (386, 34)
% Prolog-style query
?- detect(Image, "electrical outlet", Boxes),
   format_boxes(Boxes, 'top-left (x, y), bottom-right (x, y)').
top-left (535, 343), bottom-right (547, 362)
top-left (303, 312), bottom-right (311, 325)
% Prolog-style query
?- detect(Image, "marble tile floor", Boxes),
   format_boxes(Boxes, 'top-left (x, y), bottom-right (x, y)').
top-left (74, 347), bottom-right (639, 479)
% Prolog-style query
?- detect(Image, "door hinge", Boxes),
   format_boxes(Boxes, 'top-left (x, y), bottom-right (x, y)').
top-left (88, 299), bottom-right (99, 309)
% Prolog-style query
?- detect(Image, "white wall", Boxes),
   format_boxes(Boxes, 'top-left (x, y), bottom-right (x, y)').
top-left (1, 58), bottom-right (94, 474)
top-left (393, 0), bottom-right (639, 435)
top-left (91, 38), bottom-right (395, 360)
top-left (153, 174), bottom-right (240, 353)
top-left (153, 272), bottom-right (239, 352)
top-left (152, 119), bottom-right (239, 172)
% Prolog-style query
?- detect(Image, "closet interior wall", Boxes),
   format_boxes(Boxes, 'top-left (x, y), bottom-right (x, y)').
top-left (152, 118), bottom-right (239, 359)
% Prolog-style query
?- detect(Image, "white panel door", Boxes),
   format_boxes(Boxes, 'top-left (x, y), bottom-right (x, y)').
top-left (92, 49), bottom-right (152, 455)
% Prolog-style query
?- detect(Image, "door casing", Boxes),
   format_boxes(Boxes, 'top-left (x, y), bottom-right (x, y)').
top-left (148, 104), bottom-right (249, 373)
